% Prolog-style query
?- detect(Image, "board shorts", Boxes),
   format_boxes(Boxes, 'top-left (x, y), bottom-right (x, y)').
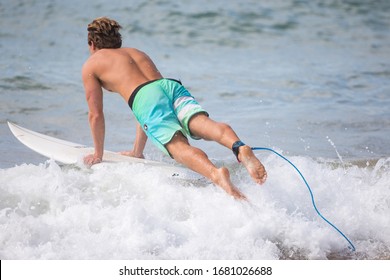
top-left (128, 78), bottom-right (208, 156)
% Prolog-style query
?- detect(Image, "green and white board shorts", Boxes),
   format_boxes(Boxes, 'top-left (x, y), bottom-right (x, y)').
top-left (128, 78), bottom-right (208, 156)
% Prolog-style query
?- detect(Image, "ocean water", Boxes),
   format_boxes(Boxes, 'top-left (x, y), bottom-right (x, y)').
top-left (0, 0), bottom-right (389, 260)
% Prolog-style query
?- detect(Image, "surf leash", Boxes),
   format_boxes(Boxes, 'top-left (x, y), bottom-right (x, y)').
top-left (251, 146), bottom-right (356, 252)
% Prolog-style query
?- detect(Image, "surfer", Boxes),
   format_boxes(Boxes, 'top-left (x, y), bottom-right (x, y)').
top-left (82, 17), bottom-right (267, 200)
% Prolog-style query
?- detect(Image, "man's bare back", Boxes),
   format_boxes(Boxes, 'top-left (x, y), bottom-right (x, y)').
top-left (82, 48), bottom-right (163, 102)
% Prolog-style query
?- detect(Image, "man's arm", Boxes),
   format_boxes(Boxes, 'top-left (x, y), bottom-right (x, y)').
top-left (133, 122), bottom-right (147, 158)
top-left (120, 122), bottom-right (147, 158)
top-left (82, 62), bottom-right (105, 165)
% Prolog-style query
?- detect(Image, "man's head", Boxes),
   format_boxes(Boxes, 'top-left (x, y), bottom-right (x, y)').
top-left (87, 17), bottom-right (122, 49)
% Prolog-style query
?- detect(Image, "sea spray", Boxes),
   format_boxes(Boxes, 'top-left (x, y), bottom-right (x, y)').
top-left (0, 155), bottom-right (389, 259)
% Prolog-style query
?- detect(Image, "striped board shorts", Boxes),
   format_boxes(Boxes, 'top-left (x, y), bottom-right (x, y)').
top-left (128, 78), bottom-right (208, 156)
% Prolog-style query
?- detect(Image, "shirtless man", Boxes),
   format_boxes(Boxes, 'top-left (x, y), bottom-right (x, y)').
top-left (82, 17), bottom-right (267, 200)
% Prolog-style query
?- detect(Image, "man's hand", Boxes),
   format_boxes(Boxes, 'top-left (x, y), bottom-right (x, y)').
top-left (120, 150), bottom-right (145, 159)
top-left (84, 154), bottom-right (102, 166)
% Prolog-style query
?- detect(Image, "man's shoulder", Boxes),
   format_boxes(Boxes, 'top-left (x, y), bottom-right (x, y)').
top-left (83, 50), bottom-right (108, 68)
top-left (81, 56), bottom-right (99, 79)
top-left (82, 57), bottom-right (94, 72)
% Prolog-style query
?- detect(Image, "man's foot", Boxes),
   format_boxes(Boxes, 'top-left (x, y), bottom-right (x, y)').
top-left (212, 167), bottom-right (247, 200)
top-left (237, 145), bottom-right (267, 185)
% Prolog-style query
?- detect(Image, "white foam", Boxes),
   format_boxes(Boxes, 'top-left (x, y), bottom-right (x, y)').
top-left (0, 155), bottom-right (389, 259)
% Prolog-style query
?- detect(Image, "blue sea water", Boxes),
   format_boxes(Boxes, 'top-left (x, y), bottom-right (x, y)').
top-left (0, 0), bottom-right (389, 259)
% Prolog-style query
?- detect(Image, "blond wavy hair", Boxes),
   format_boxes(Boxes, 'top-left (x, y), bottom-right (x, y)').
top-left (87, 17), bottom-right (122, 49)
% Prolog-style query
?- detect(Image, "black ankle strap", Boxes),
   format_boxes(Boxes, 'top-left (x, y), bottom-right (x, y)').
top-left (232, 140), bottom-right (246, 162)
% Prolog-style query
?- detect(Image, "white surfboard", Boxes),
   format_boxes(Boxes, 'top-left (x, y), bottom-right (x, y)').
top-left (7, 121), bottom-right (201, 180)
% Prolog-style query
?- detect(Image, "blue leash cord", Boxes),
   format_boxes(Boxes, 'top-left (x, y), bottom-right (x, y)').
top-left (251, 147), bottom-right (356, 252)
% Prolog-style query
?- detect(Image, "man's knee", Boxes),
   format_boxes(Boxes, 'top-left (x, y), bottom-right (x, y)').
top-left (165, 131), bottom-right (189, 154)
top-left (218, 122), bottom-right (232, 131)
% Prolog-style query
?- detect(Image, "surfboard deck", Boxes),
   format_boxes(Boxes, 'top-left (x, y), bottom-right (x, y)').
top-left (7, 121), bottom-right (201, 180)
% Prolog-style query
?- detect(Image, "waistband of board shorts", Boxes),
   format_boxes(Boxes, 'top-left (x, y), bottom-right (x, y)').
top-left (128, 78), bottom-right (182, 110)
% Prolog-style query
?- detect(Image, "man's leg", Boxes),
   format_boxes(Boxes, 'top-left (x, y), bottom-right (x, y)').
top-left (188, 114), bottom-right (267, 184)
top-left (166, 132), bottom-right (247, 200)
